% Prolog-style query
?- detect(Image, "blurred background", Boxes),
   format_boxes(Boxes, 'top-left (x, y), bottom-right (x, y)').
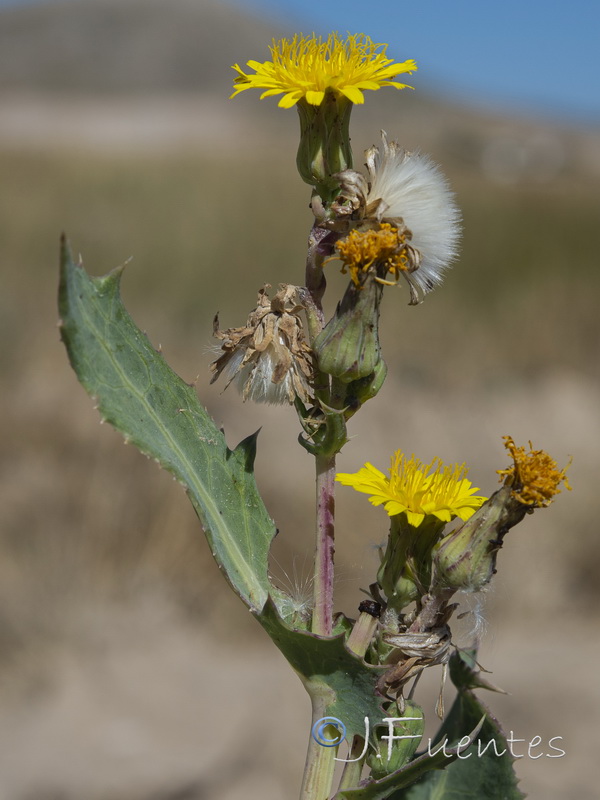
top-left (1, 0), bottom-right (599, 797)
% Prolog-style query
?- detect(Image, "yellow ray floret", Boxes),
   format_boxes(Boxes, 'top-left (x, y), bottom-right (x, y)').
top-left (231, 33), bottom-right (416, 108)
top-left (337, 451), bottom-right (487, 527)
top-left (497, 435), bottom-right (572, 507)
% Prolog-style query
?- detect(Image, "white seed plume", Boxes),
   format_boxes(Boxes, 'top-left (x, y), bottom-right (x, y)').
top-left (365, 132), bottom-right (461, 295)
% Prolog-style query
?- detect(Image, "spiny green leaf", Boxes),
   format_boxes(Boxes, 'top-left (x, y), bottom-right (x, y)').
top-left (336, 713), bottom-right (485, 800)
top-left (58, 238), bottom-right (276, 611)
top-left (387, 690), bottom-right (525, 800)
top-left (449, 649), bottom-right (507, 695)
top-left (257, 599), bottom-right (386, 743)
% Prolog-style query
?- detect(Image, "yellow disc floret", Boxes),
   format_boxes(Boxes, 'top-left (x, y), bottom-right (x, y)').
top-left (231, 33), bottom-right (416, 108)
top-left (333, 223), bottom-right (410, 287)
top-left (497, 435), bottom-right (572, 507)
top-left (336, 451), bottom-right (487, 527)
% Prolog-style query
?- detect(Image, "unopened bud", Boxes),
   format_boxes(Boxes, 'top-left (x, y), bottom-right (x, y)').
top-left (313, 273), bottom-right (383, 382)
top-left (377, 566), bottom-right (419, 611)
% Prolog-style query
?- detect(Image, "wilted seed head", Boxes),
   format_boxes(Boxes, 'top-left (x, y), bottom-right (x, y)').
top-left (433, 437), bottom-right (571, 594)
top-left (332, 132), bottom-right (461, 303)
top-left (333, 223), bottom-right (419, 289)
top-left (497, 435), bottom-right (572, 507)
top-left (316, 222), bottom-right (417, 386)
top-left (210, 285), bottom-right (313, 406)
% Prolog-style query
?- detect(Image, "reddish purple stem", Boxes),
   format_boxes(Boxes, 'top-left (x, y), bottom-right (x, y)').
top-left (312, 453), bottom-right (336, 636)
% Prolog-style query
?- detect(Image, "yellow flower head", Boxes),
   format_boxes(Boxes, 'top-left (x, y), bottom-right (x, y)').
top-left (333, 223), bottom-right (412, 287)
top-left (497, 435), bottom-right (572, 507)
top-left (336, 451), bottom-right (487, 527)
top-left (231, 33), bottom-right (416, 108)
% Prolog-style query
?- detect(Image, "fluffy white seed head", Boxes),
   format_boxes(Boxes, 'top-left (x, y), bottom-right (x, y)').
top-left (366, 133), bottom-right (461, 294)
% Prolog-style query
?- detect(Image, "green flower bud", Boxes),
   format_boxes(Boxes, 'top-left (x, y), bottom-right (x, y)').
top-left (433, 485), bottom-right (528, 592)
top-left (314, 272), bottom-right (383, 382)
top-left (344, 359), bottom-right (388, 414)
top-left (368, 699), bottom-right (424, 779)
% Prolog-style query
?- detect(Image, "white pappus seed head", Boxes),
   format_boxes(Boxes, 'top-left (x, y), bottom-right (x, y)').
top-left (366, 132), bottom-right (462, 295)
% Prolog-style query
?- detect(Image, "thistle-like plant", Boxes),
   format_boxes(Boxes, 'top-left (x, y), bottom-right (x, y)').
top-left (59, 32), bottom-right (570, 800)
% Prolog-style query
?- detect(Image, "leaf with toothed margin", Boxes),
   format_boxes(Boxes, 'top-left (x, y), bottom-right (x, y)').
top-left (256, 599), bottom-right (386, 744)
top-left (334, 708), bottom-right (486, 800)
top-left (449, 648), bottom-right (507, 695)
top-left (375, 689), bottom-right (525, 800)
top-left (58, 237), bottom-right (276, 612)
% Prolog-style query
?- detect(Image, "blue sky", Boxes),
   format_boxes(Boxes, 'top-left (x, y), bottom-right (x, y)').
top-left (243, 0), bottom-right (600, 125)
top-left (1, 0), bottom-right (598, 124)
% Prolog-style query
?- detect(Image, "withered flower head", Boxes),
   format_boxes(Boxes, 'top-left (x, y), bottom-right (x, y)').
top-left (332, 222), bottom-right (420, 290)
top-left (332, 132), bottom-right (461, 303)
top-left (210, 285), bottom-right (313, 406)
top-left (497, 435), bottom-right (572, 507)
top-left (434, 437), bottom-right (571, 593)
top-left (314, 222), bottom-right (420, 384)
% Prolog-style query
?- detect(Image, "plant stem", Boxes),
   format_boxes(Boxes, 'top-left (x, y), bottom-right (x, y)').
top-left (312, 452), bottom-right (336, 636)
top-left (346, 610), bottom-right (378, 658)
top-left (300, 696), bottom-right (338, 800)
top-left (336, 735), bottom-right (366, 793)
top-left (305, 219), bottom-right (335, 638)
top-left (305, 221), bottom-right (332, 312)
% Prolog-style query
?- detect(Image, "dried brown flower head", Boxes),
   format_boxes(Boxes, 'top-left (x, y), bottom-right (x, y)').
top-left (210, 284), bottom-right (313, 405)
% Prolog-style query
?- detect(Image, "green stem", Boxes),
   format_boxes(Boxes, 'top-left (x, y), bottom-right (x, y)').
top-left (336, 735), bottom-right (366, 793)
top-left (333, 607), bottom-right (379, 792)
top-left (300, 696), bottom-right (339, 800)
top-left (304, 222), bottom-right (330, 313)
top-left (346, 609), bottom-right (378, 658)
